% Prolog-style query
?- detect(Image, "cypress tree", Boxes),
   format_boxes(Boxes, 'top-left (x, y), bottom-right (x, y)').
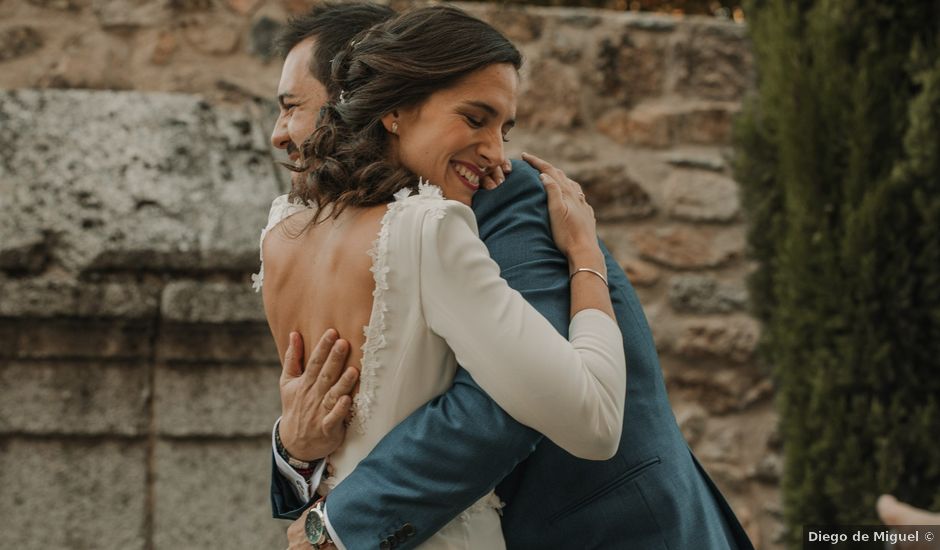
top-left (735, 1), bottom-right (940, 546)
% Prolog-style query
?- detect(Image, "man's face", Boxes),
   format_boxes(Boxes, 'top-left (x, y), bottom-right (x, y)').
top-left (271, 37), bottom-right (329, 164)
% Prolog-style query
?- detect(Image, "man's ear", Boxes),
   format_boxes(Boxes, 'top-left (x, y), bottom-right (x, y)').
top-left (381, 110), bottom-right (400, 134)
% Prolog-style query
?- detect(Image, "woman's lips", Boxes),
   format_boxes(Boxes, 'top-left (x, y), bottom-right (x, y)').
top-left (451, 161), bottom-right (481, 191)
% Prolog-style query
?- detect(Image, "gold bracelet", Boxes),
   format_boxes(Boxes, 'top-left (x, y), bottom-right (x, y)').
top-left (569, 267), bottom-right (608, 286)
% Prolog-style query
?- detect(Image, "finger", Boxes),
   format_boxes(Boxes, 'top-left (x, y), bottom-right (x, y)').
top-left (877, 494), bottom-right (939, 525)
top-left (312, 338), bottom-right (349, 394)
top-left (521, 151), bottom-right (552, 173)
top-left (322, 395), bottom-right (353, 437)
top-left (302, 329), bottom-right (338, 382)
top-left (282, 332), bottom-right (304, 378)
top-left (503, 160), bottom-right (512, 173)
top-left (481, 175), bottom-right (498, 191)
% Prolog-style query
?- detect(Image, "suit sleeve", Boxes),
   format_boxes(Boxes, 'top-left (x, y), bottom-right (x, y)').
top-left (319, 164), bottom-right (625, 549)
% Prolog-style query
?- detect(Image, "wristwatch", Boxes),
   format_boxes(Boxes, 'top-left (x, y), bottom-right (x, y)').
top-left (305, 499), bottom-right (334, 549)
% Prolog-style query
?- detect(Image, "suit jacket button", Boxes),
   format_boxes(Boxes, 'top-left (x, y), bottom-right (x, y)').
top-left (403, 523), bottom-right (416, 537)
top-left (387, 536), bottom-right (398, 549)
top-left (379, 540), bottom-right (390, 550)
top-left (395, 530), bottom-right (406, 543)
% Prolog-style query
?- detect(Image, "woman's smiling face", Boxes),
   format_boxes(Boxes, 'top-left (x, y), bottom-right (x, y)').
top-left (385, 63), bottom-right (519, 206)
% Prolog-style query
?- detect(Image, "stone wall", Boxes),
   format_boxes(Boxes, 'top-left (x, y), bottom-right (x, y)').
top-left (0, 1), bottom-right (782, 549)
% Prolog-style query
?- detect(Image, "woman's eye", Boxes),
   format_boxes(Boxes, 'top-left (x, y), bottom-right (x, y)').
top-left (465, 116), bottom-right (483, 128)
top-left (502, 134), bottom-right (511, 143)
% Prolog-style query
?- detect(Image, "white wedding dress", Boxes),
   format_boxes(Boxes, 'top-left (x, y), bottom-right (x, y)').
top-left (256, 183), bottom-right (626, 549)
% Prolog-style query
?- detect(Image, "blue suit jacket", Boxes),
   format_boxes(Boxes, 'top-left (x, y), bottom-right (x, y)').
top-left (272, 161), bottom-right (754, 550)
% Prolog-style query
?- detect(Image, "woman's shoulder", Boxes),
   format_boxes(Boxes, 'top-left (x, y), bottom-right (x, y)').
top-left (388, 182), bottom-right (475, 225)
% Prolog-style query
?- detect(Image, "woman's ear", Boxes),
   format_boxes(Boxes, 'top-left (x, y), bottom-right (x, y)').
top-left (381, 110), bottom-right (400, 134)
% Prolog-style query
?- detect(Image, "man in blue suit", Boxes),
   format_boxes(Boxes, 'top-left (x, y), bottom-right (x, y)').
top-left (268, 3), bottom-right (754, 549)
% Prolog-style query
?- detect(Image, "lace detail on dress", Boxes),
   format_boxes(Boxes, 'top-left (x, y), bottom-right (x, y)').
top-left (352, 178), bottom-right (446, 434)
top-left (458, 492), bottom-right (505, 524)
top-left (252, 195), bottom-right (308, 292)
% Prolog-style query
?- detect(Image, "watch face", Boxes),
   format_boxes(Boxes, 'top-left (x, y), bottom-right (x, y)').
top-left (305, 508), bottom-right (325, 545)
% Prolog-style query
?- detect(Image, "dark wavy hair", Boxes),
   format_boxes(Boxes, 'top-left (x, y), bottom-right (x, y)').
top-left (289, 5), bottom-right (523, 220)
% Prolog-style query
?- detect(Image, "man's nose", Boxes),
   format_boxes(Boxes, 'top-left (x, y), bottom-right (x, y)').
top-left (271, 113), bottom-right (289, 150)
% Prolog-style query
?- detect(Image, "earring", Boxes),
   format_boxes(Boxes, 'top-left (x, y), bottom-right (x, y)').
top-left (391, 121), bottom-right (399, 134)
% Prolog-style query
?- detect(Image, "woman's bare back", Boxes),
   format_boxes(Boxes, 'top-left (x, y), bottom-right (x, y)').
top-left (261, 205), bottom-right (389, 375)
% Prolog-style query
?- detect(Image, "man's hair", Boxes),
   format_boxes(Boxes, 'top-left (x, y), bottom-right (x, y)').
top-left (275, 1), bottom-right (395, 97)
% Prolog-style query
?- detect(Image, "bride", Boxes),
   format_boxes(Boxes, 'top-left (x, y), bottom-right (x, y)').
top-left (256, 6), bottom-right (626, 549)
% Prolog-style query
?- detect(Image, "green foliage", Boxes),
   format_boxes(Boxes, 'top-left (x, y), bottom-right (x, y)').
top-left (735, 0), bottom-right (940, 546)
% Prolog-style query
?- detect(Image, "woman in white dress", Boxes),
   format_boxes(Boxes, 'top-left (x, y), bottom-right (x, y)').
top-left (258, 6), bottom-right (626, 549)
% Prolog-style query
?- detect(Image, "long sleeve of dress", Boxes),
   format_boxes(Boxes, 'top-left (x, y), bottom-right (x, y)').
top-left (418, 200), bottom-right (626, 460)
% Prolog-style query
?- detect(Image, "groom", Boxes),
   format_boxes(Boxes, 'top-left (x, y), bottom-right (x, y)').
top-left (267, 3), bottom-right (754, 549)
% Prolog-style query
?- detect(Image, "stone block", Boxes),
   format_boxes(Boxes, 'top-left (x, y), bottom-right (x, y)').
top-left (469, 3), bottom-right (544, 44)
top-left (153, 439), bottom-right (285, 550)
top-left (630, 225), bottom-right (745, 270)
top-left (0, 361), bottom-right (149, 435)
top-left (93, 0), bottom-right (167, 28)
top-left (594, 29), bottom-right (667, 108)
top-left (621, 257), bottom-right (661, 288)
top-left (155, 363), bottom-right (280, 437)
top-left (158, 322), bottom-right (277, 363)
top-left (674, 21), bottom-right (753, 101)
top-left (37, 31), bottom-right (132, 90)
top-left (572, 164), bottom-right (655, 222)
top-left (0, 279), bottom-right (160, 318)
top-left (0, 89), bottom-right (281, 276)
top-left (12, 319), bottom-right (154, 359)
top-left (182, 13), bottom-right (242, 55)
top-left (663, 170), bottom-right (741, 222)
top-left (0, 230), bottom-right (48, 273)
top-left (249, 15), bottom-right (282, 60)
top-left (161, 281), bottom-right (266, 323)
top-left (665, 150), bottom-right (727, 172)
top-left (668, 274), bottom-right (748, 313)
top-left (597, 101), bottom-right (739, 148)
top-left (518, 58), bottom-right (582, 130)
top-left (674, 316), bottom-right (760, 364)
top-left (0, 438), bottom-right (147, 550)
top-left (0, 26), bottom-right (43, 62)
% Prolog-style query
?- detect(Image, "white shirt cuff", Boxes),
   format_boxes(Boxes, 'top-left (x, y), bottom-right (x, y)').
top-left (323, 504), bottom-right (347, 550)
top-left (271, 417), bottom-right (327, 502)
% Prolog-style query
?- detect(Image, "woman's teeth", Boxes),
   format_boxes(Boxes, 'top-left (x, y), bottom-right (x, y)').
top-left (454, 164), bottom-right (480, 186)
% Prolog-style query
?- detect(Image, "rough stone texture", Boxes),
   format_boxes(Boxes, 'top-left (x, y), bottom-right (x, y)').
top-left (93, 0), bottom-right (167, 28)
top-left (155, 364), bottom-right (280, 436)
top-left (37, 31), bottom-right (133, 89)
top-left (0, 89), bottom-right (282, 275)
top-left (597, 101), bottom-right (739, 148)
top-left (669, 274), bottom-right (748, 313)
top-left (162, 281), bottom-right (266, 323)
top-left (594, 28), bottom-right (667, 108)
top-left (153, 439), bottom-right (285, 550)
top-left (0, 439), bottom-right (147, 550)
top-left (158, 323), bottom-right (277, 363)
top-left (0, 26), bottom-right (44, 62)
top-left (517, 57), bottom-right (582, 129)
top-left (249, 15), bottom-right (282, 60)
top-left (630, 225), bottom-right (746, 269)
top-left (675, 316), bottom-right (761, 364)
top-left (622, 257), bottom-right (662, 287)
top-left (0, 280), bottom-right (160, 318)
top-left (0, 361), bottom-right (149, 435)
top-left (664, 170), bottom-right (741, 222)
top-left (4, 319), bottom-right (154, 360)
top-left (573, 164), bottom-right (655, 221)
top-left (674, 21), bottom-right (753, 101)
